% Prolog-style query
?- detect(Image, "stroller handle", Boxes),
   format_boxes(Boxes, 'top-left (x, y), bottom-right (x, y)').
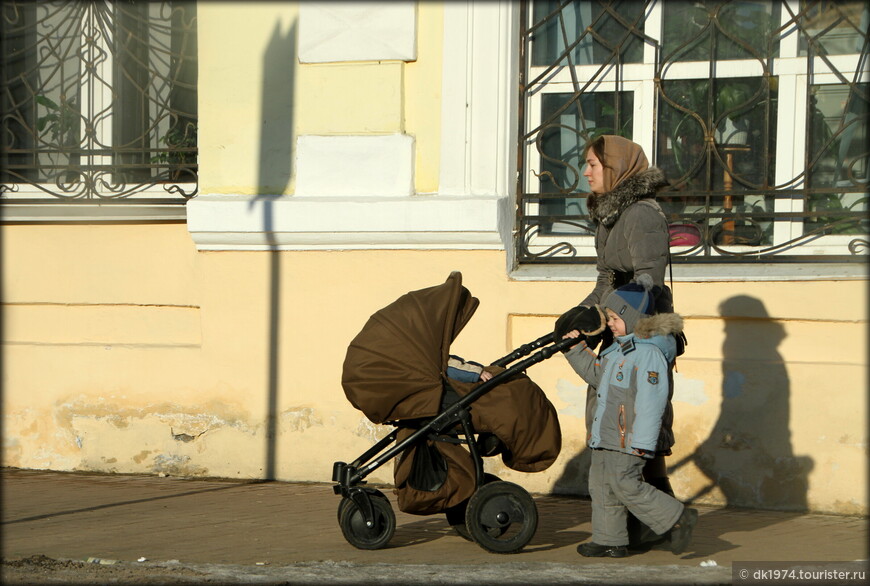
top-left (490, 332), bottom-right (556, 368)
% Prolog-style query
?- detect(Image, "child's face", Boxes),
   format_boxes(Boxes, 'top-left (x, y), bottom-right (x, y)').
top-left (606, 308), bottom-right (627, 337)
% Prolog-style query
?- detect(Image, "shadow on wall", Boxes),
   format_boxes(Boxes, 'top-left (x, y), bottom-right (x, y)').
top-left (554, 295), bottom-right (814, 513)
top-left (251, 18), bottom-right (297, 480)
top-left (673, 295), bottom-right (814, 511)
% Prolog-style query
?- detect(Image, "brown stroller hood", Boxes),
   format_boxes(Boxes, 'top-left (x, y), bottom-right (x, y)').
top-left (342, 272), bottom-right (561, 514)
top-left (342, 272), bottom-right (479, 424)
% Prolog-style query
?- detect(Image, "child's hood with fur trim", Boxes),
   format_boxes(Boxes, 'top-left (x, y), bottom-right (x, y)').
top-left (633, 312), bottom-right (683, 363)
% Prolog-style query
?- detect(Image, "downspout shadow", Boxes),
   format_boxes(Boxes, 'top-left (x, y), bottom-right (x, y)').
top-left (251, 18), bottom-right (296, 480)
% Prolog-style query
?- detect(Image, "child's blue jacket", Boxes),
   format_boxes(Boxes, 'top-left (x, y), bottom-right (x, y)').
top-left (564, 312), bottom-right (683, 457)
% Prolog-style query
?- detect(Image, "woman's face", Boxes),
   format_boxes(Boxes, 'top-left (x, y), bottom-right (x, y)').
top-left (584, 150), bottom-right (605, 194)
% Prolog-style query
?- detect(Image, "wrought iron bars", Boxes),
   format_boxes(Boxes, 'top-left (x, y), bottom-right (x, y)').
top-left (0, 0), bottom-right (198, 204)
top-left (518, 0), bottom-right (869, 263)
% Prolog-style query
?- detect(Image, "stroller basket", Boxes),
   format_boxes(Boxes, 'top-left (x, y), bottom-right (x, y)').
top-left (333, 272), bottom-right (577, 553)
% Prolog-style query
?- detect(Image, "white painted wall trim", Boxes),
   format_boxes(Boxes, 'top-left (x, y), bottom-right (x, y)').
top-left (295, 135), bottom-right (414, 197)
top-left (186, 194), bottom-right (506, 251)
top-left (439, 1), bottom-right (518, 198)
top-left (298, 2), bottom-right (417, 63)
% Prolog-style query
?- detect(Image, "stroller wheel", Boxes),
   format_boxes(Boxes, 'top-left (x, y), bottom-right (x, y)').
top-left (338, 490), bottom-right (396, 550)
top-left (465, 481), bottom-right (538, 554)
top-left (337, 496), bottom-right (352, 523)
top-left (445, 473), bottom-right (501, 541)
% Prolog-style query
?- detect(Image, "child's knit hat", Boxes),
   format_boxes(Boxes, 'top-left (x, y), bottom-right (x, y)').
top-left (602, 274), bottom-right (655, 334)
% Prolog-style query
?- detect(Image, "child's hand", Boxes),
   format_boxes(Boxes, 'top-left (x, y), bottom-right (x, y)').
top-left (561, 329), bottom-right (582, 352)
top-left (479, 370), bottom-right (493, 382)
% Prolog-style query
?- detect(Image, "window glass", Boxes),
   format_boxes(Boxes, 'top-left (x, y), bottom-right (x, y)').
top-left (799, 1), bottom-right (869, 56)
top-left (535, 91), bottom-right (634, 234)
top-left (806, 82), bottom-right (869, 234)
top-left (531, 0), bottom-right (644, 67)
top-left (656, 77), bottom-right (777, 246)
top-left (661, 0), bottom-right (780, 62)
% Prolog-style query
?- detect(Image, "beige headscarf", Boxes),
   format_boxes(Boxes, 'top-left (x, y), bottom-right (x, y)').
top-left (599, 135), bottom-right (649, 193)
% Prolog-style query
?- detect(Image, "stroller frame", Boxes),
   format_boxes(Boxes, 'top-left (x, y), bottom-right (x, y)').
top-left (333, 332), bottom-right (578, 553)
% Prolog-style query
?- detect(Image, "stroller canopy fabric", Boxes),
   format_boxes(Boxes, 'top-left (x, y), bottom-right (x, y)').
top-left (342, 272), bottom-right (479, 424)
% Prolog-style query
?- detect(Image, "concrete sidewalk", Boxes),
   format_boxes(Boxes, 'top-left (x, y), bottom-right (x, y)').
top-left (1, 468), bottom-right (866, 584)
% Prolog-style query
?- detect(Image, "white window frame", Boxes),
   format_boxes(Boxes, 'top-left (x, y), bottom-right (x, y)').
top-left (517, 0), bottom-right (869, 266)
top-left (1, 2), bottom-right (196, 222)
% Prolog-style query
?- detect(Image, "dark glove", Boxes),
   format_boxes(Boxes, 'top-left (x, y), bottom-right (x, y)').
top-left (554, 304), bottom-right (607, 341)
top-left (583, 331), bottom-right (604, 352)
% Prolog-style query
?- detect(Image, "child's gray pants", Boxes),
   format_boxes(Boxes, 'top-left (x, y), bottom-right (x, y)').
top-left (589, 449), bottom-right (684, 546)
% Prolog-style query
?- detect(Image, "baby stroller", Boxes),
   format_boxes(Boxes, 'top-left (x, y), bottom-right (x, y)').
top-left (333, 272), bottom-right (577, 553)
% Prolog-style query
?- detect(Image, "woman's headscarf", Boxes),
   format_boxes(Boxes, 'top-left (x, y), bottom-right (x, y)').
top-left (600, 135), bottom-right (649, 193)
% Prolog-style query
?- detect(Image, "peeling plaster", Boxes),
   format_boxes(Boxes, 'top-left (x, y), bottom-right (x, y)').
top-left (152, 453), bottom-right (207, 477)
top-left (55, 397), bottom-right (254, 440)
top-left (672, 373), bottom-right (708, 405)
top-left (171, 427), bottom-right (207, 442)
top-left (21, 396), bottom-right (260, 477)
top-left (353, 417), bottom-right (390, 443)
top-left (831, 499), bottom-right (865, 516)
top-left (133, 450), bottom-right (152, 464)
top-left (837, 434), bottom-right (868, 448)
top-left (555, 378), bottom-right (585, 419)
top-left (280, 407), bottom-right (323, 433)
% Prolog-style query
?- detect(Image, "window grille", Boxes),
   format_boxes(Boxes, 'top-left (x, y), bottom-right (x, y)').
top-left (518, 0), bottom-right (869, 263)
top-left (1, 1), bottom-right (197, 211)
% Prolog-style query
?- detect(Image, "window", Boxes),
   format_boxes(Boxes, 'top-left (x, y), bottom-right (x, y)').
top-left (519, 0), bottom-right (868, 263)
top-left (1, 1), bottom-right (197, 219)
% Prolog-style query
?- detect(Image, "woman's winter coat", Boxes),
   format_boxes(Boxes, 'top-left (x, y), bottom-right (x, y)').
top-left (564, 312), bottom-right (683, 456)
top-left (582, 167), bottom-right (673, 314)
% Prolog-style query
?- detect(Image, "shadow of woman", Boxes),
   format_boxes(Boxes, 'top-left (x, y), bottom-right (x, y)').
top-left (667, 295), bottom-right (814, 555)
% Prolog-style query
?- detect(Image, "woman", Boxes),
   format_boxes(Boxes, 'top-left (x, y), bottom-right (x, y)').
top-left (567, 135), bottom-right (677, 547)
top-left (580, 135), bottom-right (672, 314)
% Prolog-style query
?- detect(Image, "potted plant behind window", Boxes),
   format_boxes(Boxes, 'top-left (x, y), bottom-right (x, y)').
top-left (35, 94), bottom-right (81, 184)
top-left (150, 120), bottom-right (197, 182)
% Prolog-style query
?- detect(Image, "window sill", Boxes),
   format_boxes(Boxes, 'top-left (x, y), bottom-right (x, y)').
top-left (1, 202), bottom-right (187, 223)
top-left (186, 193), bottom-right (510, 251)
top-left (509, 262), bottom-right (869, 282)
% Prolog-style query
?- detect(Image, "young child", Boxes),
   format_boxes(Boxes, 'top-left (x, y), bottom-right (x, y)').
top-left (562, 280), bottom-right (697, 558)
top-left (446, 355), bottom-right (493, 383)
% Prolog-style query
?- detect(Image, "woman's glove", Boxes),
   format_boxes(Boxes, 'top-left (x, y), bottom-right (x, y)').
top-left (554, 304), bottom-right (607, 341)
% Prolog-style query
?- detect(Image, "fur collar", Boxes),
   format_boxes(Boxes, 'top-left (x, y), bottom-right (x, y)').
top-left (588, 167), bottom-right (668, 227)
top-left (635, 313), bottom-right (683, 340)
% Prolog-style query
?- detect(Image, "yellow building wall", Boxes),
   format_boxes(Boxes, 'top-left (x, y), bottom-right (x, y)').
top-left (1, 1), bottom-right (866, 517)
top-left (3, 223), bottom-right (866, 515)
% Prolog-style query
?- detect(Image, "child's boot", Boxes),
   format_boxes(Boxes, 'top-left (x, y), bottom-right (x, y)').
top-left (669, 507), bottom-right (698, 554)
top-left (577, 541), bottom-right (628, 558)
